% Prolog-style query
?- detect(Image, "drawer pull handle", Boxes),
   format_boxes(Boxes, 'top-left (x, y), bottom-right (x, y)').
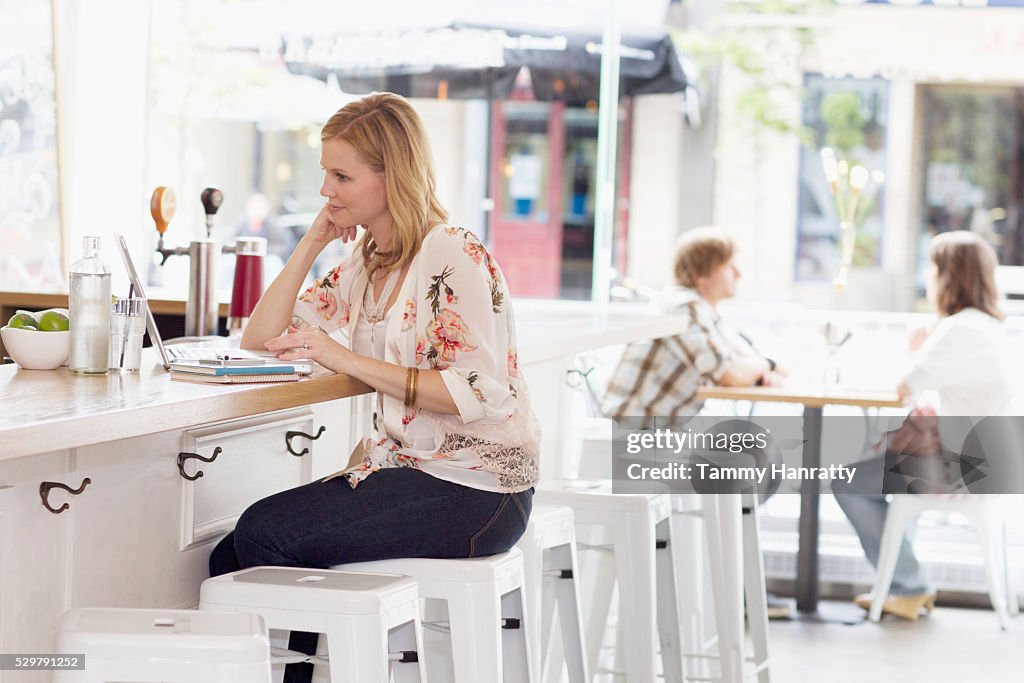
top-left (39, 478), bottom-right (91, 514)
top-left (177, 447), bottom-right (222, 481)
top-left (285, 426), bottom-right (327, 457)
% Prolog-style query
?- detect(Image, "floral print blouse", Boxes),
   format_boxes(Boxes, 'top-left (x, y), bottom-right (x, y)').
top-left (292, 226), bottom-right (540, 493)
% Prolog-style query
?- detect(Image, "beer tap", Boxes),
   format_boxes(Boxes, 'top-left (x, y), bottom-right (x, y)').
top-left (201, 187), bottom-right (224, 238)
top-left (149, 186), bottom-right (224, 337)
top-left (150, 185), bottom-right (266, 338)
top-left (152, 187), bottom-right (185, 265)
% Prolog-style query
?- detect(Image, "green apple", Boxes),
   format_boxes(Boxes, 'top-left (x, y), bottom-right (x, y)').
top-left (38, 310), bottom-right (70, 332)
top-left (7, 312), bottom-right (39, 330)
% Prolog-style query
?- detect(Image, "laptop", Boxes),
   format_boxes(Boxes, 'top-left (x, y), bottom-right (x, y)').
top-left (114, 233), bottom-right (313, 373)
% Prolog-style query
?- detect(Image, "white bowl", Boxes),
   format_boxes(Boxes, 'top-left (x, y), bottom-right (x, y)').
top-left (1, 326), bottom-right (71, 370)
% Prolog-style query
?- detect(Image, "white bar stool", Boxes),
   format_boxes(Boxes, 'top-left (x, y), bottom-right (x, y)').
top-left (54, 607), bottom-right (271, 683)
top-left (199, 567), bottom-right (426, 683)
top-left (515, 503), bottom-right (589, 683)
top-left (870, 494), bottom-right (1019, 629)
top-left (334, 549), bottom-right (532, 683)
top-left (675, 491), bottom-right (770, 683)
top-left (534, 480), bottom-right (684, 683)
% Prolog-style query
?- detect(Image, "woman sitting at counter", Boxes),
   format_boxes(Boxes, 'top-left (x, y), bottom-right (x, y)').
top-left (209, 92), bottom-right (539, 682)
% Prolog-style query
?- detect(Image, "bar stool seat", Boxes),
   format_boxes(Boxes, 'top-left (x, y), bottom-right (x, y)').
top-left (515, 503), bottom-right (589, 683)
top-left (199, 567), bottom-right (425, 682)
top-left (335, 549), bottom-right (532, 683)
top-left (54, 607), bottom-right (271, 683)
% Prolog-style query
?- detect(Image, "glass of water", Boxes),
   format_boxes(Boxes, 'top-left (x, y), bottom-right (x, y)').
top-left (109, 298), bottom-right (147, 372)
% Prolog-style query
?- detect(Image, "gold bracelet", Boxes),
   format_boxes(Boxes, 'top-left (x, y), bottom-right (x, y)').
top-left (401, 368), bottom-right (413, 405)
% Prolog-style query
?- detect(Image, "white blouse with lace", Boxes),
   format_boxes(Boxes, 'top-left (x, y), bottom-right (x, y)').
top-left (292, 225), bottom-right (539, 494)
top-left (351, 293), bottom-right (502, 491)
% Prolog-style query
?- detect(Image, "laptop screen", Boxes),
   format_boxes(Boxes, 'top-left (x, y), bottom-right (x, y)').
top-left (114, 233), bottom-right (172, 370)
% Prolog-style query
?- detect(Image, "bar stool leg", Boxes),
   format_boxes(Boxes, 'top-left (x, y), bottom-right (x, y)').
top-left (520, 535), bottom-right (546, 683)
top-left (501, 586), bottom-right (532, 681)
top-left (704, 493), bottom-right (745, 683)
top-left (446, 584), bottom-right (505, 682)
top-left (671, 501), bottom-right (710, 681)
top-left (742, 493), bottom-right (771, 683)
top-left (656, 516), bottom-right (686, 683)
top-left (549, 544), bottom-right (590, 683)
top-left (321, 616), bottom-right (390, 683)
top-left (613, 510), bottom-right (658, 683)
top-left (390, 618), bottom-right (427, 683)
top-left (582, 544), bottom-right (617, 676)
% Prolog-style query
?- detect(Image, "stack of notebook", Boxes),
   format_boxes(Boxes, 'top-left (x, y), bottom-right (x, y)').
top-left (169, 358), bottom-right (305, 384)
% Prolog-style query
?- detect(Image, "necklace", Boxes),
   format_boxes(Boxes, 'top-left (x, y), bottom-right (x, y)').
top-left (363, 267), bottom-right (401, 325)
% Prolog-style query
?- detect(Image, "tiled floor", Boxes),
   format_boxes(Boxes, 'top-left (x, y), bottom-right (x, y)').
top-left (586, 599), bottom-right (1019, 682)
top-left (768, 600), bottom-right (1021, 682)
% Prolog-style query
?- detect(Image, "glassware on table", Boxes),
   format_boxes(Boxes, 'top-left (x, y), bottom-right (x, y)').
top-left (109, 298), bottom-right (147, 372)
top-left (69, 236), bottom-right (112, 374)
top-left (821, 320), bottom-right (852, 389)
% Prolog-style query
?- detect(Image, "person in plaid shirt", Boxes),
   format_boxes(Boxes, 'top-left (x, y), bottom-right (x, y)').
top-left (602, 226), bottom-right (785, 419)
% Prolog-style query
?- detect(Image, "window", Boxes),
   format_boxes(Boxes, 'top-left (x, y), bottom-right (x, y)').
top-left (918, 85), bottom-right (1024, 290)
top-left (796, 75), bottom-right (889, 282)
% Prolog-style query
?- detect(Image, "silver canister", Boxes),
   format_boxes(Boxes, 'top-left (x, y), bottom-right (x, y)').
top-left (184, 238), bottom-right (220, 337)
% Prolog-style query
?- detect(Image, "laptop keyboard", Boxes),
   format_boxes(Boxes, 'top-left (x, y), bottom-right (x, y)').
top-left (165, 346), bottom-right (218, 360)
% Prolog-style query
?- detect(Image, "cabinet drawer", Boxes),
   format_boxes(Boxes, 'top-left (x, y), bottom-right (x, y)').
top-left (179, 410), bottom-right (315, 550)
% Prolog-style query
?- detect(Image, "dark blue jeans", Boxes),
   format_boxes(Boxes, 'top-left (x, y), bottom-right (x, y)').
top-left (209, 468), bottom-right (532, 683)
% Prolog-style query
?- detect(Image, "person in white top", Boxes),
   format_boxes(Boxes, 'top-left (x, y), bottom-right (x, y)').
top-left (833, 230), bottom-right (1014, 621)
top-left (208, 93), bottom-right (538, 683)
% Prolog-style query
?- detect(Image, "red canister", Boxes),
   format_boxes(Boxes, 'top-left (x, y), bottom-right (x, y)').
top-left (228, 237), bottom-right (266, 334)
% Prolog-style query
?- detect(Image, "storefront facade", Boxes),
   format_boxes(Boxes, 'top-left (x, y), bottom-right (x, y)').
top-left (713, 2), bottom-right (1024, 311)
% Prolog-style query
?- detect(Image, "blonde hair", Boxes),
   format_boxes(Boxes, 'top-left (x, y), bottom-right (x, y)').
top-left (672, 226), bottom-right (735, 288)
top-left (929, 230), bottom-right (1003, 320)
top-left (321, 93), bottom-right (448, 276)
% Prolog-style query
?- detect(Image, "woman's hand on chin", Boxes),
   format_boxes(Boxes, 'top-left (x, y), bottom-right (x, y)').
top-left (306, 203), bottom-right (359, 247)
top-left (265, 326), bottom-right (352, 374)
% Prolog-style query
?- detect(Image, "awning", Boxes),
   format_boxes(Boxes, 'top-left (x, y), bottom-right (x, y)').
top-left (281, 19), bottom-right (698, 105)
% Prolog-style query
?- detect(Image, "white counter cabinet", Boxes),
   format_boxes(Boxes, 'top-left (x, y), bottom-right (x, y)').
top-left (0, 361), bottom-right (365, 683)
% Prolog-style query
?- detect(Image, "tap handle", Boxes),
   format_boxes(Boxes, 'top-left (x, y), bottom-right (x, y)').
top-left (201, 187), bottom-right (224, 238)
top-left (150, 186), bottom-right (177, 235)
top-left (201, 187), bottom-right (223, 217)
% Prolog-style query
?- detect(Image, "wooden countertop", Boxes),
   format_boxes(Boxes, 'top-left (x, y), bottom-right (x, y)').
top-left (696, 384), bottom-right (903, 409)
top-left (0, 350), bottom-right (372, 461)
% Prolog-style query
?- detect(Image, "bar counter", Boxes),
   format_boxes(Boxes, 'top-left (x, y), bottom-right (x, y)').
top-left (0, 354), bottom-right (372, 461)
top-left (2, 301), bottom-right (684, 463)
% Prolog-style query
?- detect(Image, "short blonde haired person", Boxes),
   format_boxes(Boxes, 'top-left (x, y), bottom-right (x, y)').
top-left (214, 93), bottom-right (538, 683)
top-left (672, 226), bottom-right (736, 288)
top-left (603, 225), bottom-right (783, 419)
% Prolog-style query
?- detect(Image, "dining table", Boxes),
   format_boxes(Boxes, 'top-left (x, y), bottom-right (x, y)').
top-left (695, 384), bottom-right (903, 615)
